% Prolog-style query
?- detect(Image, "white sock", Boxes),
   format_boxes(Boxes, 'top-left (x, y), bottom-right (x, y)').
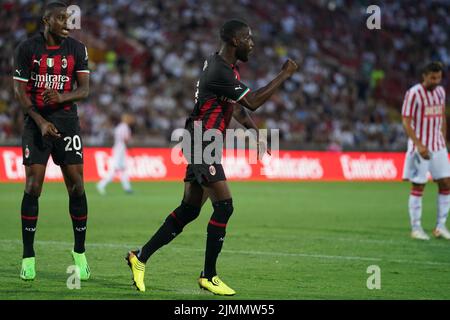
top-left (437, 190), bottom-right (450, 229)
top-left (120, 171), bottom-right (132, 191)
top-left (409, 190), bottom-right (423, 230)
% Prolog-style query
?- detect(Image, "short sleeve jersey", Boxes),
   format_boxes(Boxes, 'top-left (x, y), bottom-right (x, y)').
top-left (187, 53), bottom-right (251, 132)
top-left (114, 122), bottom-right (131, 149)
top-left (13, 32), bottom-right (89, 119)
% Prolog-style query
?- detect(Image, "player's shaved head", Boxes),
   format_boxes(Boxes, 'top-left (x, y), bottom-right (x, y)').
top-left (219, 19), bottom-right (254, 63)
top-left (220, 19), bottom-right (249, 44)
top-left (42, 0), bottom-right (70, 41)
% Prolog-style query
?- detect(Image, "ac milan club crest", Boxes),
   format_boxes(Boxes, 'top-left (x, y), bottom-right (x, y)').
top-left (209, 165), bottom-right (216, 176)
top-left (62, 57), bottom-right (68, 69)
top-left (25, 146), bottom-right (30, 159)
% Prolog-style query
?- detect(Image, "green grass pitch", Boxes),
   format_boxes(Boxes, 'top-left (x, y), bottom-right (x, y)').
top-left (1, 181), bottom-right (450, 300)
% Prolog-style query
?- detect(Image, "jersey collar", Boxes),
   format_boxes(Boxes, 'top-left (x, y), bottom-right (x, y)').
top-left (216, 52), bottom-right (238, 70)
top-left (40, 31), bottom-right (64, 50)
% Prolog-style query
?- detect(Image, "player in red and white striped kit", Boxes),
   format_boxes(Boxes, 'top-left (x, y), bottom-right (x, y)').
top-left (402, 61), bottom-right (450, 240)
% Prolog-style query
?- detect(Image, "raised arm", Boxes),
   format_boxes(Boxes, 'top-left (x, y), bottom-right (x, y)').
top-left (239, 59), bottom-right (298, 111)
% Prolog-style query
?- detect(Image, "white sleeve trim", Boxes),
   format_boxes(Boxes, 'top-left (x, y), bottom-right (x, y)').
top-left (236, 88), bottom-right (250, 102)
top-left (13, 76), bottom-right (29, 83)
top-left (76, 70), bottom-right (90, 73)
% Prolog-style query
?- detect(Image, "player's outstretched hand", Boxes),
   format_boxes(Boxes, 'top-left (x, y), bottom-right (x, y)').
top-left (40, 121), bottom-right (61, 138)
top-left (281, 59), bottom-right (298, 77)
top-left (42, 89), bottom-right (64, 104)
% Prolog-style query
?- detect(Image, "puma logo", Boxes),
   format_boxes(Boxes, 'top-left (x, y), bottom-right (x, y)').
top-left (234, 85), bottom-right (242, 90)
top-left (33, 59), bottom-right (41, 66)
top-left (76, 151), bottom-right (83, 158)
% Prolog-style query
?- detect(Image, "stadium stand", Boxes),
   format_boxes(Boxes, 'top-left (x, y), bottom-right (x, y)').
top-left (0, 0), bottom-right (448, 150)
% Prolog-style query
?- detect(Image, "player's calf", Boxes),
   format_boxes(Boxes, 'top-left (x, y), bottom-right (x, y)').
top-left (20, 192), bottom-right (39, 280)
top-left (21, 192), bottom-right (39, 258)
top-left (204, 198), bottom-right (233, 279)
top-left (69, 192), bottom-right (88, 254)
top-left (137, 202), bottom-right (201, 263)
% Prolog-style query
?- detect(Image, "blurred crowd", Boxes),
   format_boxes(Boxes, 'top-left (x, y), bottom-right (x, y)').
top-left (0, 0), bottom-right (449, 151)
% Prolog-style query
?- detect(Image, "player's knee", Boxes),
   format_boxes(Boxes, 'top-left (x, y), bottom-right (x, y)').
top-left (210, 198), bottom-right (234, 226)
top-left (25, 180), bottom-right (43, 197)
top-left (168, 202), bottom-right (202, 230)
top-left (67, 179), bottom-right (85, 197)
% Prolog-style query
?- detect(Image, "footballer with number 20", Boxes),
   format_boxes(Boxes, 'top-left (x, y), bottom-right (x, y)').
top-left (13, 1), bottom-right (90, 281)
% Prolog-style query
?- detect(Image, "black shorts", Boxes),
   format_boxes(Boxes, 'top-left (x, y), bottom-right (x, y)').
top-left (182, 119), bottom-right (226, 185)
top-left (22, 117), bottom-right (84, 166)
top-left (184, 163), bottom-right (226, 185)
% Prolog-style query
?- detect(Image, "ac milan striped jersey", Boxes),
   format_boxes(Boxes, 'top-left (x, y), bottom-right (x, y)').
top-left (13, 32), bottom-right (89, 119)
top-left (186, 53), bottom-right (251, 133)
top-left (401, 84), bottom-right (447, 153)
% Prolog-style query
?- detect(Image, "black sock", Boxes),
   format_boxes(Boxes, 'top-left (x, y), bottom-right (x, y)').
top-left (204, 227), bottom-right (226, 279)
top-left (204, 199), bottom-right (233, 279)
top-left (21, 192), bottom-right (39, 258)
top-left (69, 193), bottom-right (88, 254)
top-left (139, 202), bottom-right (201, 263)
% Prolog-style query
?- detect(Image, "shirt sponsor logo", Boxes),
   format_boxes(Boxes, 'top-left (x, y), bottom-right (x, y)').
top-left (424, 105), bottom-right (444, 117)
top-left (30, 72), bottom-right (70, 90)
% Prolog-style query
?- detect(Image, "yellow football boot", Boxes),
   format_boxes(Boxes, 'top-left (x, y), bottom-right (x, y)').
top-left (125, 251), bottom-right (146, 292)
top-left (198, 272), bottom-right (236, 296)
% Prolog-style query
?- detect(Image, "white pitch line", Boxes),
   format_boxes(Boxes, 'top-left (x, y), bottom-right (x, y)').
top-left (324, 236), bottom-right (450, 248)
top-left (1, 239), bottom-right (450, 267)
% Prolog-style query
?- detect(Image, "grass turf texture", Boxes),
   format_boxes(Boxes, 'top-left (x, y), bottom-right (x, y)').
top-left (1, 181), bottom-right (450, 300)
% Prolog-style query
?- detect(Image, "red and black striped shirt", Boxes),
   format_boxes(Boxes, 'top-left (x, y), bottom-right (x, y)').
top-left (186, 53), bottom-right (250, 133)
top-left (13, 32), bottom-right (89, 119)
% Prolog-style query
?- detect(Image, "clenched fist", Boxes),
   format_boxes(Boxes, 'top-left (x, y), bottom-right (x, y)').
top-left (281, 59), bottom-right (298, 77)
